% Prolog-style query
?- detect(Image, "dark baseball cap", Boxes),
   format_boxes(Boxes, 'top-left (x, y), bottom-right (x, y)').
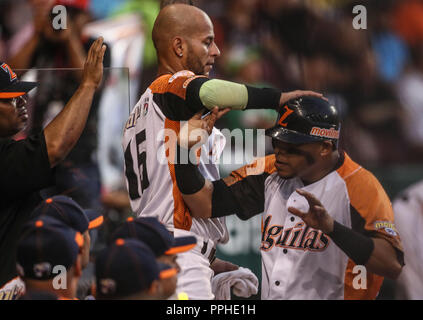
top-left (31, 195), bottom-right (103, 234)
top-left (17, 216), bottom-right (84, 280)
top-left (111, 216), bottom-right (196, 256)
top-left (265, 96), bottom-right (340, 145)
top-left (0, 62), bottom-right (37, 99)
top-left (95, 238), bottom-right (177, 299)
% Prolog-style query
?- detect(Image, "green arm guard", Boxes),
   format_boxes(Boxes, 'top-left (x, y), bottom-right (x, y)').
top-left (199, 79), bottom-right (249, 110)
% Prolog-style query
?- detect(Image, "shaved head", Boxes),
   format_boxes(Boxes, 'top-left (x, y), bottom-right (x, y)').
top-left (152, 4), bottom-right (220, 76)
top-left (153, 4), bottom-right (212, 55)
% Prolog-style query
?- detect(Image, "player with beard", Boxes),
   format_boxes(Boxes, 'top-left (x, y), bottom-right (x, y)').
top-left (122, 3), bottom-right (322, 299)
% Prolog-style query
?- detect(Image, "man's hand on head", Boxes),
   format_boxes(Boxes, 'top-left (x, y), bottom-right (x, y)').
top-left (280, 90), bottom-right (327, 106)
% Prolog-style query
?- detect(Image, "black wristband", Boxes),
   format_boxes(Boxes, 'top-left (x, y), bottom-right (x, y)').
top-left (245, 86), bottom-right (281, 110)
top-left (174, 144), bottom-right (205, 194)
top-left (327, 221), bottom-right (375, 265)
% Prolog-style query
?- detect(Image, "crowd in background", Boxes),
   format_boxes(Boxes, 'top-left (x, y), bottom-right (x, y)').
top-left (2, 0), bottom-right (423, 187)
top-left (1, 0), bottom-right (423, 300)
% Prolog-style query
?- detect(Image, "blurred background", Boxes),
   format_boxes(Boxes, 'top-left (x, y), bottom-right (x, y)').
top-left (1, 0), bottom-right (423, 299)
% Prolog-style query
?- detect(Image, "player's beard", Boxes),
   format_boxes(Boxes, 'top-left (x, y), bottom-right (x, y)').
top-left (185, 45), bottom-right (208, 76)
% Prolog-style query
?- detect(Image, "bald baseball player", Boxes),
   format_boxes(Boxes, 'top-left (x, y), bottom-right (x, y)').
top-left (174, 97), bottom-right (404, 300)
top-left (122, 3), bottom-right (323, 299)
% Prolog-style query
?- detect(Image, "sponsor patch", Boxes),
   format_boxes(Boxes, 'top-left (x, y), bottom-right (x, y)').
top-left (309, 126), bottom-right (339, 139)
top-left (384, 227), bottom-right (397, 236)
top-left (374, 221), bottom-right (398, 236)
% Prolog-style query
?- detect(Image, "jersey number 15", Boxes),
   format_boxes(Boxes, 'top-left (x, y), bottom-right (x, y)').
top-left (124, 129), bottom-right (150, 200)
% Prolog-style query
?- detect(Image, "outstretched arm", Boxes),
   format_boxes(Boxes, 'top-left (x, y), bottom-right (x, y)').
top-left (43, 37), bottom-right (106, 167)
top-left (175, 108), bottom-right (271, 220)
top-left (186, 77), bottom-right (325, 113)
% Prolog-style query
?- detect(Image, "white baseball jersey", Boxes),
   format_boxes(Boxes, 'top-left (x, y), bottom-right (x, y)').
top-left (392, 180), bottom-right (423, 299)
top-left (122, 71), bottom-right (228, 245)
top-left (223, 153), bottom-right (403, 299)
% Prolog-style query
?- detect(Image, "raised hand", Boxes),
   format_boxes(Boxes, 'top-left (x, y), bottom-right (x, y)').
top-left (287, 189), bottom-right (334, 234)
top-left (81, 37), bottom-right (106, 89)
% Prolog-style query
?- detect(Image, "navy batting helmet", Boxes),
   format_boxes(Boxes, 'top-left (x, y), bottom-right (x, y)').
top-left (265, 96), bottom-right (340, 144)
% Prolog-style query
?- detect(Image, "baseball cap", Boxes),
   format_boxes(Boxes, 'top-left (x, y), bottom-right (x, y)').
top-left (95, 238), bottom-right (177, 299)
top-left (55, 0), bottom-right (90, 11)
top-left (0, 63), bottom-right (37, 99)
top-left (31, 195), bottom-right (103, 234)
top-left (17, 216), bottom-right (84, 280)
top-left (111, 216), bottom-right (196, 256)
top-left (265, 96), bottom-right (340, 145)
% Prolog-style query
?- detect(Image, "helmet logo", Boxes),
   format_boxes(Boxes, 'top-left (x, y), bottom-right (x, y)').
top-left (277, 105), bottom-right (294, 127)
top-left (310, 127), bottom-right (339, 139)
top-left (1, 63), bottom-right (17, 81)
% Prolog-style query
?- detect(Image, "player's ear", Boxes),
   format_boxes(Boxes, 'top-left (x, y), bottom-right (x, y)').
top-left (319, 141), bottom-right (333, 157)
top-left (172, 37), bottom-right (185, 58)
top-left (147, 279), bottom-right (161, 297)
top-left (73, 255), bottom-right (82, 278)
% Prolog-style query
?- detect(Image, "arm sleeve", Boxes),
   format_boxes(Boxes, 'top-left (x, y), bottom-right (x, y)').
top-left (186, 78), bottom-right (281, 112)
top-left (212, 172), bottom-right (270, 220)
top-left (0, 132), bottom-right (55, 198)
top-left (212, 155), bottom-right (277, 220)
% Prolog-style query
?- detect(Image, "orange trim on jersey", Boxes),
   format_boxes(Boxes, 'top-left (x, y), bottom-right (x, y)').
top-left (337, 153), bottom-right (401, 299)
top-left (223, 154), bottom-right (276, 186)
top-left (165, 118), bottom-right (193, 231)
top-left (148, 71), bottom-right (206, 100)
top-left (165, 243), bottom-right (196, 255)
top-left (336, 153), bottom-right (362, 180)
top-left (148, 74), bottom-right (172, 94)
top-left (337, 153), bottom-right (402, 251)
top-left (58, 296), bottom-right (79, 300)
top-left (88, 216), bottom-right (104, 229)
top-left (343, 259), bottom-right (383, 300)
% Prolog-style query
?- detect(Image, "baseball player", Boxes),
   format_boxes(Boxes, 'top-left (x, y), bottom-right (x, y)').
top-left (110, 216), bottom-right (197, 299)
top-left (122, 3), bottom-right (322, 299)
top-left (0, 37), bottom-right (106, 299)
top-left (16, 216), bottom-right (85, 300)
top-left (174, 97), bottom-right (404, 299)
top-left (95, 238), bottom-right (178, 300)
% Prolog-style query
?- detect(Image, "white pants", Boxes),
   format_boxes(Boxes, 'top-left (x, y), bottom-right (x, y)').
top-left (174, 229), bottom-right (216, 300)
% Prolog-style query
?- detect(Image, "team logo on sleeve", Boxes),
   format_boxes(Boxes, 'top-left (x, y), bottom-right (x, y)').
top-left (374, 221), bottom-right (398, 236)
